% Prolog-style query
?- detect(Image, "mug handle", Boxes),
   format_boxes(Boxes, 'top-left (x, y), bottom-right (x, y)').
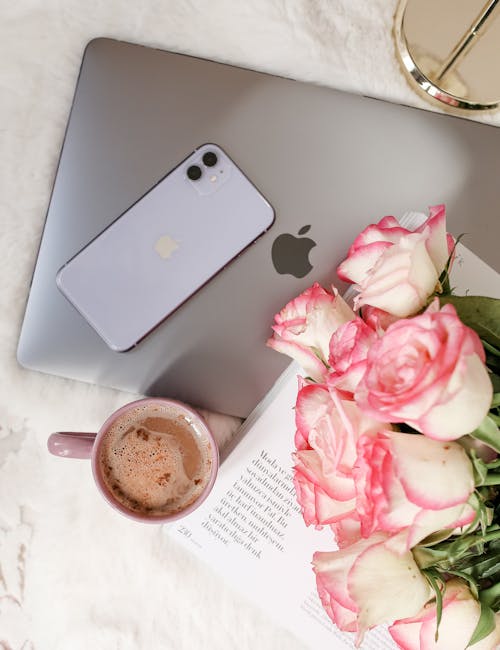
top-left (48, 432), bottom-right (97, 459)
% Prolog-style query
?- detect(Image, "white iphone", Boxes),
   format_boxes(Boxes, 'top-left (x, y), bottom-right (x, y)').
top-left (56, 144), bottom-right (275, 351)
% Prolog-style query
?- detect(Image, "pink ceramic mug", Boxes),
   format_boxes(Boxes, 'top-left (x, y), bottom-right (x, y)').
top-left (47, 397), bottom-right (219, 524)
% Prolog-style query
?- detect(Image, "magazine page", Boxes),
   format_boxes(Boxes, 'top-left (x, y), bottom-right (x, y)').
top-left (169, 242), bottom-right (499, 649)
top-left (451, 243), bottom-right (500, 298)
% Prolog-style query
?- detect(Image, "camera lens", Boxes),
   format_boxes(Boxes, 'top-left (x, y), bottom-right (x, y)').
top-left (202, 151), bottom-right (218, 167)
top-left (187, 165), bottom-right (202, 180)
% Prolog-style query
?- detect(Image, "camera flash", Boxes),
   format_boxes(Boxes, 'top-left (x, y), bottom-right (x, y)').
top-left (210, 175), bottom-right (217, 183)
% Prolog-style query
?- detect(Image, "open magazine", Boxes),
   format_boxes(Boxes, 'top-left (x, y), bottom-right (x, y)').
top-left (169, 240), bottom-right (500, 649)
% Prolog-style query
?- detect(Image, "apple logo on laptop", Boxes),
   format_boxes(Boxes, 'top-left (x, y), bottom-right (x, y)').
top-left (154, 234), bottom-right (179, 259)
top-left (271, 225), bottom-right (316, 278)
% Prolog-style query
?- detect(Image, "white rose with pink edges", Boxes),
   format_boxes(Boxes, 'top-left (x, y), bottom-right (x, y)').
top-left (293, 379), bottom-right (383, 528)
top-left (337, 205), bottom-right (454, 318)
top-left (354, 430), bottom-right (475, 551)
top-left (390, 580), bottom-right (500, 650)
top-left (267, 282), bottom-right (354, 381)
top-left (355, 301), bottom-right (493, 441)
top-left (313, 532), bottom-right (432, 642)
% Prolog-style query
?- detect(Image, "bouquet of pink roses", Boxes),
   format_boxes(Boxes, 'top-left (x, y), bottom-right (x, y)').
top-left (267, 205), bottom-right (500, 650)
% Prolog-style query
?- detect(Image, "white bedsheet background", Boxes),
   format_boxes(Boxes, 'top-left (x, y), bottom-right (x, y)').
top-left (1, 2), bottom-right (498, 648)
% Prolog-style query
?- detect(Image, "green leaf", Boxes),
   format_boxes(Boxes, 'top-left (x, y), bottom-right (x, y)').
top-left (468, 452), bottom-right (489, 486)
top-left (464, 494), bottom-right (480, 530)
top-left (470, 415), bottom-right (500, 455)
top-left (459, 555), bottom-right (500, 583)
top-left (467, 602), bottom-right (496, 647)
top-left (480, 560), bottom-right (500, 582)
top-left (484, 341), bottom-right (500, 358)
top-left (435, 526), bottom-right (500, 566)
top-left (492, 393), bottom-right (500, 408)
top-left (487, 359), bottom-right (500, 379)
top-left (484, 344), bottom-right (500, 377)
top-left (423, 570), bottom-right (444, 641)
top-left (480, 582), bottom-right (500, 611)
top-left (439, 295), bottom-right (500, 350)
top-left (413, 544), bottom-right (452, 569)
top-left (463, 492), bottom-right (491, 535)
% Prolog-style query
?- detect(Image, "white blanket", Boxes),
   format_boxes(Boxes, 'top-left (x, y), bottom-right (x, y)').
top-left (1, 2), bottom-right (497, 648)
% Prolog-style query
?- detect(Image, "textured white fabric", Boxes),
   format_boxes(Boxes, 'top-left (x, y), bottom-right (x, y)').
top-left (1, 2), bottom-right (497, 648)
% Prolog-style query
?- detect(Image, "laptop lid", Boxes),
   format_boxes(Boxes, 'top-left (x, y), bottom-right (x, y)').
top-left (17, 38), bottom-right (500, 417)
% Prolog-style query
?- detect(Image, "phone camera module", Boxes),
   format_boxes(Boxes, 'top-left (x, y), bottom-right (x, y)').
top-left (202, 151), bottom-right (218, 167)
top-left (187, 165), bottom-right (202, 181)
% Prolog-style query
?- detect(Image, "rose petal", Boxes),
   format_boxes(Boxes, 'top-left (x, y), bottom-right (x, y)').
top-left (347, 217), bottom-right (410, 253)
top-left (414, 354), bottom-right (493, 440)
top-left (266, 337), bottom-right (327, 382)
top-left (390, 433), bottom-right (474, 508)
top-left (406, 503), bottom-right (474, 549)
top-left (337, 241), bottom-right (393, 284)
top-left (295, 449), bottom-right (355, 501)
top-left (348, 536), bottom-right (431, 634)
top-left (295, 383), bottom-right (331, 441)
top-left (331, 516), bottom-right (362, 549)
top-left (355, 233), bottom-right (438, 317)
top-left (416, 204), bottom-right (450, 273)
top-left (389, 619), bottom-right (421, 650)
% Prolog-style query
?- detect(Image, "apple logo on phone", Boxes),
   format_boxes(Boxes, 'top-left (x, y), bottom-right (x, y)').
top-left (154, 235), bottom-right (179, 259)
top-left (271, 225), bottom-right (316, 278)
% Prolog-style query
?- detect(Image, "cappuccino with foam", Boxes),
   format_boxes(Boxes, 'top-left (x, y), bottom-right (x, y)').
top-left (98, 403), bottom-right (214, 517)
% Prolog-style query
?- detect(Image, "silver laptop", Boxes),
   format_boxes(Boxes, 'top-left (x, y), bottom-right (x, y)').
top-left (17, 38), bottom-right (500, 417)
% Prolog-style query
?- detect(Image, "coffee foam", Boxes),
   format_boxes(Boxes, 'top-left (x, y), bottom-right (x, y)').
top-left (98, 403), bottom-right (213, 517)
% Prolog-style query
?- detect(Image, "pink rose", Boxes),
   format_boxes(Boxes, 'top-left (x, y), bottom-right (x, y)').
top-left (267, 282), bottom-right (354, 381)
top-left (354, 430), bottom-right (475, 550)
top-left (361, 305), bottom-right (399, 333)
top-left (327, 317), bottom-right (377, 396)
top-left (337, 205), bottom-right (453, 318)
top-left (313, 532), bottom-right (431, 640)
top-left (293, 381), bottom-right (382, 527)
top-left (330, 515), bottom-right (362, 549)
top-left (356, 301), bottom-right (493, 440)
top-left (389, 579), bottom-right (500, 650)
